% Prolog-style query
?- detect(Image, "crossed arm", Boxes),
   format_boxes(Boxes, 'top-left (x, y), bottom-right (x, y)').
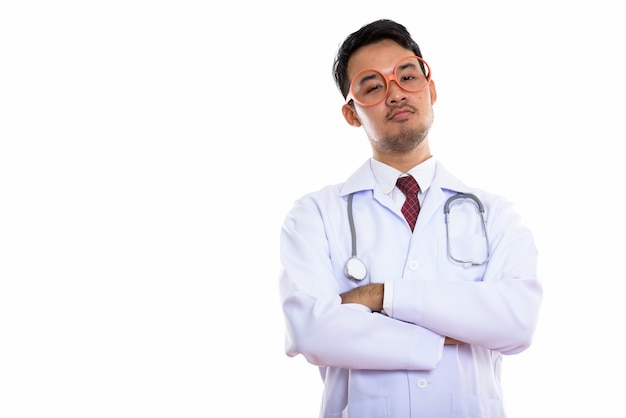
top-left (340, 283), bottom-right (464, 345)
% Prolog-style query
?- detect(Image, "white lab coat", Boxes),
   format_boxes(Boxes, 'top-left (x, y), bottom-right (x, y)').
top-left (279, 159), bottom-right (542, 418)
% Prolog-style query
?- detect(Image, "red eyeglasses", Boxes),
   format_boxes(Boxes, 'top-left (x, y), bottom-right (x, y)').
top-left (346, 56), bottom-right (432, 106)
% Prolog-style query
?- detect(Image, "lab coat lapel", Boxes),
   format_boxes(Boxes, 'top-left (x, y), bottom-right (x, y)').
top-left (340, 160), bottom-right (472, 235)
top-left (413, 185), bottom-right (445, 237)
top-left (413, 162), bottom-right (468, 237)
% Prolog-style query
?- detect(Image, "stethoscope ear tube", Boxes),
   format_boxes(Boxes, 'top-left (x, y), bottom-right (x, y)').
top-left (444, 192), bottom-right (490, 266)
top-left (444, 193), bottom-right (485, 214)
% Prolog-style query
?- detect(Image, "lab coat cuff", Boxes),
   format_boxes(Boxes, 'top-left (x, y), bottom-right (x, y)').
top-left (382, 281), bottom-right (394, 317)
top-left (435, 335), bottom-right (445, 362)
top-left (406, 328), bottom-right (446, 369)
top-left (343, 303), bottom-right (373, 313)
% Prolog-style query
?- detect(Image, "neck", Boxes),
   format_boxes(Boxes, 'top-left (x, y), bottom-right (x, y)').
top-left (372, 142), bottom-right (432, 173)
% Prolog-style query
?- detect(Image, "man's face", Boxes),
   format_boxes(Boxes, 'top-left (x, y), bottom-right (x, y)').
top-left (342, 39), bottom-right (437, 155)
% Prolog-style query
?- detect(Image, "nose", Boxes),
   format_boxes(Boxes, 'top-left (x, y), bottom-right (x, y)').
top-left (385, 79), bottom-right (407, 104)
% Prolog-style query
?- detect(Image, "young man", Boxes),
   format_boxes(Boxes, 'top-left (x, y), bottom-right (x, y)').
top-left (279, 19), bottom-right (542, 417)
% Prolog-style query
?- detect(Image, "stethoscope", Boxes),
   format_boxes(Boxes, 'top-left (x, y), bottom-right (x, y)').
top-left (344, 192), bottom-right (491, 281)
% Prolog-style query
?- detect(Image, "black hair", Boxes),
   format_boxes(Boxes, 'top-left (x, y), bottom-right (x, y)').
top-left (332, 19), bottom-right (423, 99)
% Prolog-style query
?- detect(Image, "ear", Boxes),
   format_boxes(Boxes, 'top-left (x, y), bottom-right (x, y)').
top-left (342, 103), bottom-right (362, 127)
top-left (428, 79), bottom-right (437, 105)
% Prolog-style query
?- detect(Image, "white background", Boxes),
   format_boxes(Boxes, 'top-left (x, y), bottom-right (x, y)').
top-left (1, 1), bottom-right (625, 417)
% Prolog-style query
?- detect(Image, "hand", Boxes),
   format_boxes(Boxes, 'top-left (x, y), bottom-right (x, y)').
top-left (340, 283), bottom-right (384, 312)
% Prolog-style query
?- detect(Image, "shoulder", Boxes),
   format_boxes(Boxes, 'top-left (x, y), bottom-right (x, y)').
top-left (433, 161), bottom-right (519, 218)
top-left (290, 159), bottom-right (375, 210)
top-left (291, 183), bottom-right (345, 213)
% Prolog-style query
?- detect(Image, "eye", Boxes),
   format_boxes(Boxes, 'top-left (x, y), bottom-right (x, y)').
top-left (365, 83), bottom-right (385, 94)
top-left (398, 69), bottom-right (425, 90)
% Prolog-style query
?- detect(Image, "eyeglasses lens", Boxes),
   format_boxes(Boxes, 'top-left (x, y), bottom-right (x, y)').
top-left (351, 56), bottom-right (430, 106)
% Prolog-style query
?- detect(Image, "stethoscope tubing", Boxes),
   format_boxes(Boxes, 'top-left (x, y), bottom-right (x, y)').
top-left (443, 193), bottom-right (491, 266)
top-left (344, 192), bottom-right (491, 280)
top-left (345, 193), bottom-right (368, 281)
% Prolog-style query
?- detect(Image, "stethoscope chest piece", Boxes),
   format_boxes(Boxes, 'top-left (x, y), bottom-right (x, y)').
top-left (344, 256), bottom-right (367, 281)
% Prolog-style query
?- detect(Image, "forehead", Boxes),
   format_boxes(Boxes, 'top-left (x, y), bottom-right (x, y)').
top-left (347, 39), bottom-right (415, 79)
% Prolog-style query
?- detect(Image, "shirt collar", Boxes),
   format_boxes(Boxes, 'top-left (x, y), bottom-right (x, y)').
top-left (370, 157), bottom-right (437, 195)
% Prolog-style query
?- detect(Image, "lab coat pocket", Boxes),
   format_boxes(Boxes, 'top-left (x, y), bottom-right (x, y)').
top-left (447, 233), bottom-right (489, 266)
top-left (338, 370), bottom-right (392, 418)
top-left (452, 394), bottom-right (504, 417)
top-left (334, 398), bottom-right (390, 418)
top-left (443, 233), bottom-right (488, 281)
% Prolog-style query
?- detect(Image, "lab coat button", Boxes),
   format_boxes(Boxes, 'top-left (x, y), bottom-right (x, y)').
top-left (408, 260), bottom-right (419, 270)
top-left (417, 378), bottom-right (428, 389)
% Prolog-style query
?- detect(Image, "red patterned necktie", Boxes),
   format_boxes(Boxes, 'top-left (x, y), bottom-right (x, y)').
top-left (396, 175), bottom-right (420, 231)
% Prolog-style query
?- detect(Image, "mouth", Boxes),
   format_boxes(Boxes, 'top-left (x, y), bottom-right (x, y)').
top-left (387, 106), bottom-right (416, 121)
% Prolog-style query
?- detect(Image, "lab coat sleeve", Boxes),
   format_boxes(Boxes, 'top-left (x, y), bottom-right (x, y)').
top-left (279, 196), bottom-right (444, 371)
top-left (389, 197), bottom-right (542, 355)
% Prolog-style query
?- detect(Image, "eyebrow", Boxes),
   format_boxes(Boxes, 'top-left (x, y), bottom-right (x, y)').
top-left (397, 61), bottom-right (418, 72)
top-left (357, 72), bottom-right (382, 87)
